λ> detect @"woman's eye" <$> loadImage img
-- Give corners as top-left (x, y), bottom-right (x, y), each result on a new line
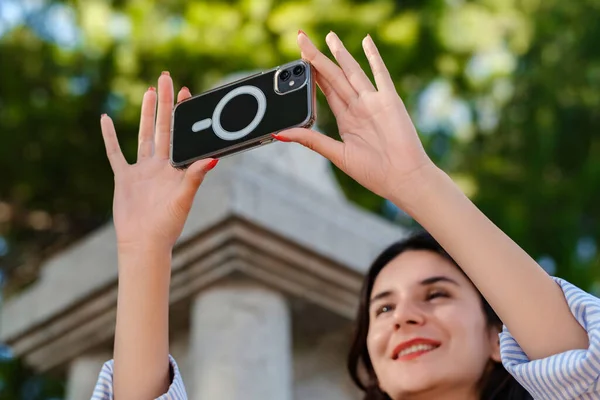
top-left (426, 290), bottom-right (449, 301)
top-left (375, 304), bottom-right (394, 316)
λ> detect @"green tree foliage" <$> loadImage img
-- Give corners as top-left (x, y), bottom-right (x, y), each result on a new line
top-left (0, 0), bottom-right (598, 397)
top-left (463, 0), bottom-right (600, 288)
top-left (0, 355), bottom-right (64, 400)
top-left (0, 0), bottom-right (532, 294)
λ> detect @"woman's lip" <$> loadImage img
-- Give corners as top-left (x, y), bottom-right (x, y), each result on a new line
top-left (391, 338), bottom-right (442, 360)
top-left (394, 346), bottom-right (439, 361)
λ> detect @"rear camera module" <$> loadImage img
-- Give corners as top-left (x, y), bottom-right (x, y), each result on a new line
top-left (280, 70), bottom-right (291, 81)
top-left (293, 65), bottom-right (305, 76)
top-left (275, 63), bottom-right (309, 95)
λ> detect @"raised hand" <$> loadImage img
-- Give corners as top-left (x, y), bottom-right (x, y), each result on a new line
top-left (275, 32), bottom-right (433, 206)
top-left (100, 74), bottom-right (219, 399)
top-left (100, 72), bottom-right (218, 252)
top-left (277, 33), bottom-right (592, 366)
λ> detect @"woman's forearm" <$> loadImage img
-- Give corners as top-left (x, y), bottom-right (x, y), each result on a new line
top-left (113, 245), bottom-right (172, 400)
top-left (394, 164), bottom-right (588, 360)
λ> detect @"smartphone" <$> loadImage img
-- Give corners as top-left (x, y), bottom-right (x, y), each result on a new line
top-left (170, 59), bottom-right (317, 168)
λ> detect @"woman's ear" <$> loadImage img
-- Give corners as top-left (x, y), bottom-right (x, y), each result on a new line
top-left (488, 325), bottom-right (502, 363)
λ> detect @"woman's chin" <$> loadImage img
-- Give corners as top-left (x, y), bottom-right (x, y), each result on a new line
top-left (380, 364), bottom-right (452, 399)
top-left (381, 376), bottom-right (439, 398)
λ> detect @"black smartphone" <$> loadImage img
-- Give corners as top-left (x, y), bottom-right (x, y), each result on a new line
top-left (170, 59), bottom-right (317, 168)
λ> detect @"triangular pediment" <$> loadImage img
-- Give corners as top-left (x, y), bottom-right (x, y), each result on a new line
top-left (5, 217), bottom-right (372, 372)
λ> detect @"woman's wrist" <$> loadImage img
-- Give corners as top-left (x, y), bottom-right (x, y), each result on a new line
top-left (118, 240), bottom-right (173, 258)
top-left (117, 241), bottom-right (173, 274)
top-left (388, 162), bottom-right (449, 216)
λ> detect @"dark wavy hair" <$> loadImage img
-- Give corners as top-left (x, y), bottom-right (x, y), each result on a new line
top-left (347, 230), bottom-right (532, 400)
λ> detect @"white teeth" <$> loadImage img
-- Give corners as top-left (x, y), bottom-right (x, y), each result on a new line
top-left (397, 344), bottom-right (437, 357)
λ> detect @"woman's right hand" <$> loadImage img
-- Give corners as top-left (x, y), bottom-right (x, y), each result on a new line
top-left (100, 72), bottom-right (218, 253)
top-left (101, 73), bottom-right (216, 400)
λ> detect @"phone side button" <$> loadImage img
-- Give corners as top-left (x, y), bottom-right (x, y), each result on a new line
top-left (260, 138), bottom-right (275, 145)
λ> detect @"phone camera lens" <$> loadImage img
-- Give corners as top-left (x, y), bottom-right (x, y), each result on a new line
top-left (280, 70), bottom-right (291, 81)
top-left (293, 65), bottom-right (305, 76)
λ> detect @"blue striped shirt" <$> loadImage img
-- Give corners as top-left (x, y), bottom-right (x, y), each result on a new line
top-left (500, 277), bottom-right (600, 399)
top-left (92, 277), bottom-right (600, 399)
top-left (91, 355), bottom-right (186, 400)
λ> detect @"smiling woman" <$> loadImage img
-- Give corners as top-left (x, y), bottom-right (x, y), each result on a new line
top-left (347, 231), bottom-right (529, 400)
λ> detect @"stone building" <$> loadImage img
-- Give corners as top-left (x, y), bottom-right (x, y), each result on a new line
top-left (0, 134), bottom-right (406, 399)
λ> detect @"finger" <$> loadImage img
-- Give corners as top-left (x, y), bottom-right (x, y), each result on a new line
top-left (177, 86), bottom-right (192, 103)
top-left (298, 31), bottom-right (358, 103)
top-left (100, 114), bottom-right (128, 172)
top-left (272, 129), bottom-right (346, 170)
top-left (155, 71), bottom-right (174, 159)
top-left (362, 34), bottom-right (395, 92)
top-left (301, 46), bottom-right (347, 117)
top-left (179, 159), bottom-right (218, 202)
top-left (325, 32), bottom-right (376, 95)
top-left (137, 87), bottom-right (157, 161)
top-left (315, 71), bottom-right (347, 118)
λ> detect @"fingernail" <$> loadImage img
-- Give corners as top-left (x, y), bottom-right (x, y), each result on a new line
top-left (206, 159), bottom-right (219, 171)
top-left (148, 86), bottom-right (155, 91)
top-left (271, 133), bottom-right (291, 142)
top-left (298, 29), bottom-right (306, 36)
top-left (182, 86), bottom-right (189, 92)
top-left (162, 71), bottom-right (170, 76)
top-left (326, 31), bottom-right (337, 43)
top-left (100, 113), bottom-right (107, 119)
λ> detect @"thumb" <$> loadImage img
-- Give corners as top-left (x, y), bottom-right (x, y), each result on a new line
top-left (179, 158), bottom-right (218, 201)
top-left (273, 128), bottom-right (345, 168)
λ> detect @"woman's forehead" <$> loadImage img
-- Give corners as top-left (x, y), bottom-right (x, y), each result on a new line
top-left (372, 250), bottom-right (467, 292)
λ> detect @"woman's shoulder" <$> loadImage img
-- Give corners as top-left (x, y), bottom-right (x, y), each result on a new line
top-left (500, 276), bottom-right (600, 399)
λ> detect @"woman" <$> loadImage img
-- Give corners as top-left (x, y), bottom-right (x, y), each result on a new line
top-left (93, 31), bottom-right (598, 399)
top-left (348, 230), bottom-right (528, 399)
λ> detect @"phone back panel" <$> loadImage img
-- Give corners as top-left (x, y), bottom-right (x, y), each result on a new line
top-left (171, 62), bottom-right (315, 167)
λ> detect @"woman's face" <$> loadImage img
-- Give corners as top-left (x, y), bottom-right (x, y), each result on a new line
top-left (366, 250), bottom-right (501, 399)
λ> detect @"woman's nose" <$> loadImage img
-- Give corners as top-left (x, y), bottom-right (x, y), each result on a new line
top-left (392, 302), bottom-right (426, 330)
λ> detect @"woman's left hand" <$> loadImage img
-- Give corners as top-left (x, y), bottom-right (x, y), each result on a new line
top-left (276, 32), bottom-right (434, 206)
top-left (279, 33), bottom-right (592, 364)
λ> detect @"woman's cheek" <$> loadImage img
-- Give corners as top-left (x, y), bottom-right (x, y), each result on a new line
top-left (434, 303), bottom-right (484, 338)
top-left (367, 322), bottom-right (392, 357)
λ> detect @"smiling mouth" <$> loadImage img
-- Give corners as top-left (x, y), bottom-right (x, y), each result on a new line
top-left (393, 344), bottom-right (440, 361)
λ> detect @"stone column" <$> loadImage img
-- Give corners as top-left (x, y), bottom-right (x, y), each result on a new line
top-left (66, 352), bottom-right (111, 400)
top-left (190, 282), bottom-right (292, 400)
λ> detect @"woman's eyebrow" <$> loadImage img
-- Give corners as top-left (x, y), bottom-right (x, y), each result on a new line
top-left (370, 276), bottom-right (460, 303)
top-left (420, 275), bottom-right (460, 286)
top-left (370, 290), bottom-right (393, 304)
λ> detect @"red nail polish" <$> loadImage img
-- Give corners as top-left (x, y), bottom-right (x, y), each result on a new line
top-left (272, 133), bottom-right (291, 142)
top-left (162, 71), bottom-right (170, 76)
top-left (206, 159), bottom-right (219, 171)
top-left (148, 86), bottom-right (155, 91)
